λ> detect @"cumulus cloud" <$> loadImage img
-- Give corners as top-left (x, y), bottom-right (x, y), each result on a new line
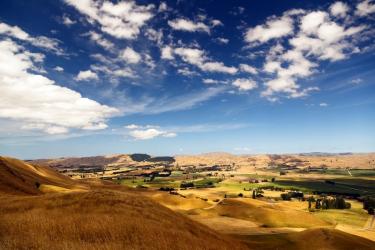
top-left (86, 31), bottom-right (114, 50)
top-left (75, 70), bottom-right (98, 81)
top-left (244, 6), bottom-right (369, 99)
top-left (245, 15), bottom-right (294, 43)
top-left (211, 19), bottom-right (223, 27)
top-left (330, 2), bottom-right (349, 18)
top-left (120, 47), bottom-right (141, 64)
top-left (64, 0), bottom-right (154, 39)
top-left (53, 66), bottom-right (64, 72)
top-left (62, 15), bottom-right (76, 26)
top-left (320, 102), bottom-right (328, 107)
top-left (168, 18), bottom-right (210, 33)
top-left (355, 0), bottom-right (375, 16)
top-left (158, 2), bottom-right (168, 12)
top-left (0, 39), bottom-right (118, 134)
top-left (160, 45), bottom-right (174, 59)
top-left (239, 64), bottom-right (257, 74)
top-left (216, 37), bottom-right (229, 44)
top-left (125, 124), bottom-right (177, 140)
top-left (0, 22), bottom-right (64, 55)
top-left (173, 47), bottom-right (237, 74)
top-left (232, 78), bottom-right (257, 91)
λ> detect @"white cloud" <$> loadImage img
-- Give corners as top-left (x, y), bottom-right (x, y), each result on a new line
top-left (255, 7), bottom-right (368, 99)
top-left (245, 15), bottom-right (294, 43)
top-left (351, 78), bottom-right (363, 84)
top-left (163, 132), bottom-right (177, 138)
top-left (203, 78), bottom-right (219, 84)
top-left (129, 128), bottom-right (163, 140)
top-left (216, 37), bottom-right (229, 44)
top-left (160, 45), bottom-right (174, 59)
top-left (62, 15), bottom-right (76, 26)
top-left (53, 66), bottom-right (64, 72)
top-left (211, 19), bottom-right (223, 27)
top-left (125, 124), bottom-right (139, 129)
top-left (158, 2), bottom-right (168, 12)
top-left (177, 67), bottom-right (199, 76)
top-left (0, 39), bottom-right (118, 134)
top-left (300, 11), bottom-right (328, 35)
top-left (173, 47), bottom-right (237, 74)
top-left (75, 70), bottom-right (98, 81)
top-left (90, 55), bottom-right (136, 79)
top-left (0, 22), bottom-right (63, 55)
top-left (239, 64), bottom-right (257, 74)
top-left (145, 28), bottom-right (163, 45)
top-left (128, 127), bottom-right (177, 140)
top-left (121, 47), bottom-right (141, 64)
top-left (201, 62), bottom-right (237, 74)
top-left (64, 0), bottom-right (154, 39)
top-left (168, 18), bottom-right (210, 33)
top-left (232, 78), bottom-right (257, 91)
top-left (330, 2), bottom-right (349, 18)
top-left (355, 0), bottom-right (375, 16)
top-left (174, 47), bottom-right (205, 65)
top-left (45, 126), bottom-right (70, 134)
top-left (320, 102), bottom-right (328, 107)
top-left (86, 31), bottom-right (114, 50)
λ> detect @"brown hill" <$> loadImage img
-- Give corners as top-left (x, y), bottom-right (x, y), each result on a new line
top-left (0, 156), bottom-right (247, 250)
top-left (0, 156), bottom-right (86, 195)
top-left (29, 154), bottom-right (135, 168)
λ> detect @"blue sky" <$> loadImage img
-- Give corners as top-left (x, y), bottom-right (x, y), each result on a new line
top-left (0, 0), bottom-right (374, 159)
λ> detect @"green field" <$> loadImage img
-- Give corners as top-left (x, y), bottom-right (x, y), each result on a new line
top-left (324, 169), bottom-right (375, 177)
top-left (273, 178), bottom-right (375, 197)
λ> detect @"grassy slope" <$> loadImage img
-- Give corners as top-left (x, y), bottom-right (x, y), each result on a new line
top-left (0, 156), bottom-right (247, 250)
top-left (0, 156), bottom-right (86, 195)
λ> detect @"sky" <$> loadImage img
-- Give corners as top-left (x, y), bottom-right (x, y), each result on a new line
top-left (0, 0), bottom-right (374, 159)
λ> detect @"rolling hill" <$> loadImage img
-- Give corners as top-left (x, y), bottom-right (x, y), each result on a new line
top-left (1, 156), bottom-right (374, 249)
top-left (0, 156), bottom-right (86, 195)
top-left (28, 152), bottom-right (375, 170)
top-left (0, 156), bottom-right (247, 250)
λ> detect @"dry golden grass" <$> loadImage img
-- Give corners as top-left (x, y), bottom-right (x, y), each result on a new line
top-left (198, 198), bottom-right (330, 228)
top-left (0, 156), bottom-right (86, 195)
top-left (0, 189), bottom-right (248, 250)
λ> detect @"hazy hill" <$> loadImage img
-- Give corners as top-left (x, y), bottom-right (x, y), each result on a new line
top-left (28, 152), bottom-right (375, 169)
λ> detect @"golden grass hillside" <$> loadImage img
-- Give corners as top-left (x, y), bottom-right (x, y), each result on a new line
top-left (0, 189), bottom-right (248, 250)
top-left (0, 156), bottom-right (247, 250)
top-left (0, 156), bottom-right (86, 195)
